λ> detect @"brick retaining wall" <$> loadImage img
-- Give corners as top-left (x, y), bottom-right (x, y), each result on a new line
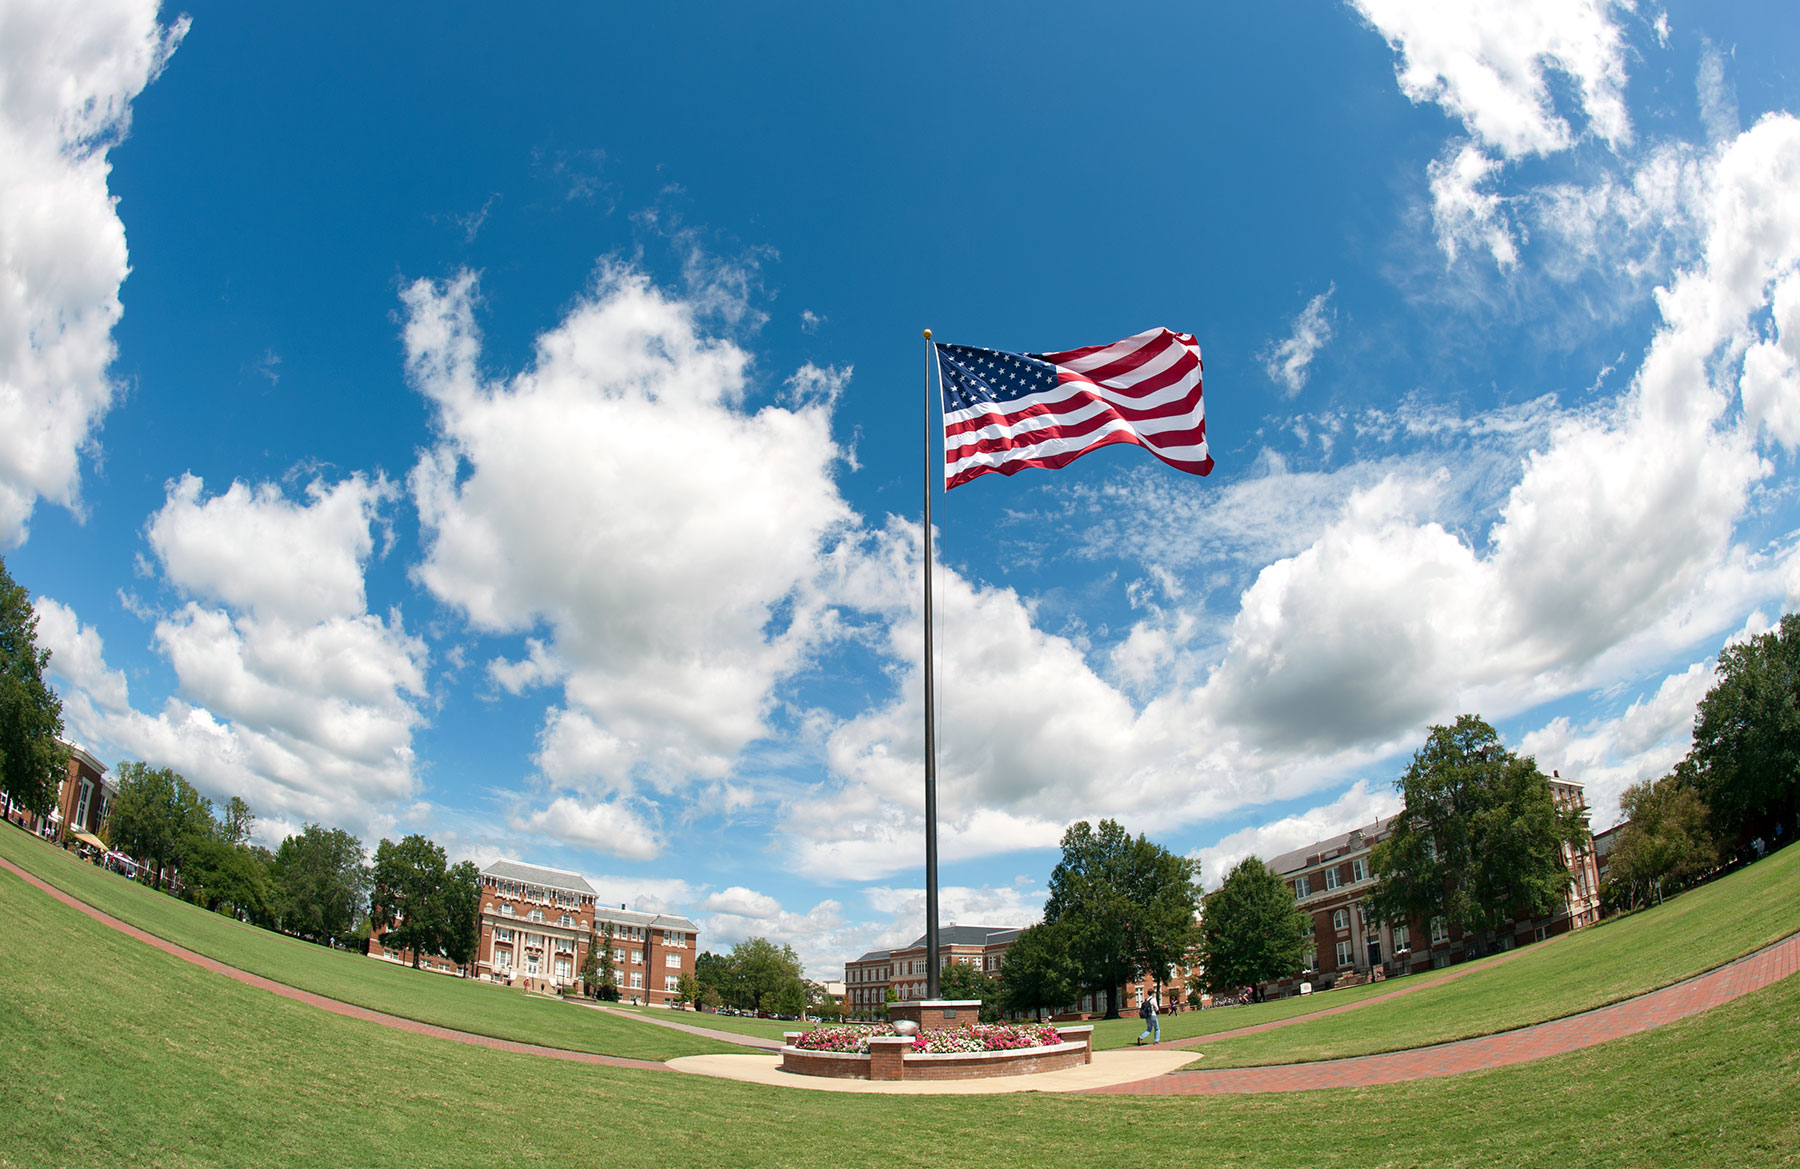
top-left (780, 1026), bottom-right (1094, 1082)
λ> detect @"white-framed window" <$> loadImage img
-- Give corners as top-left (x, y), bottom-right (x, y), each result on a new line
top-left (1294, 875), bottom-right (1311, 899)
top-left (1430, 916), bottom-right (1449, 944)
top-left (631, 950), bottom-right (642, 964)
top-left (495, 948), bottom-right (512, 971)
top-left (559, 914), bottom-right (573, 927)
top-left (1534, 924), bottom-right (1550, 942)
top-left (1332, 908), bottom-right (1349, 932)
top-left (666, 953), bottom-right (681, 969)
top-left (613, 948), bottom-right (626, 963)
top-left (665, 975), bottom-right (680, 992)
top-left (528, 909), bottom-right (544, 922)
top-left (495, 927), bottom-right (514, 943)
top-left (1325, 866), bottom-right (1341, 890)
top-left (630, 972), bottom-right (643, 989)
top-left (1432, 951), bottom-right (1450, 970)
top-left (1303, 948), bottom-right (1317, 970)
top-left (1392, 924), bottom-right (1409, 950)
top-left (1352, 858), bottom-right (1370, 883)
top-left (1335, 940), bottom-right (1354, 967)
top-left (555, 959), bottom-right (571, 980)
top-left (499, 904), bottom-right (514, 917)
top-left (76, 780), bottom-right (93, 828)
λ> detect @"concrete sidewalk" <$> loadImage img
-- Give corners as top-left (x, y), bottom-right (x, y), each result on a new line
top-left (667, 1048), bottom-right (1196, 1094)
top-left (583, 1003), bottom-right (783, 1051)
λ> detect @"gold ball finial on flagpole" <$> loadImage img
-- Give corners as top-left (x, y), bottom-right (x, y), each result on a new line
top-left (922, 328), bottom-right (932, 340)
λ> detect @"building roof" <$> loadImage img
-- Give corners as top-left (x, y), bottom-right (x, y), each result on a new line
top-left (898, 924), bottom-right (1020, 950)
top-left (481, 859), bottom-right (597, 897)
top-left (62, 742), bottom-right (108, 778)
top-left (851, 948), bottom-right (893, 964)
top-left (593, 903), bottom-right (699, 933)
top-left (1266, 815), bottom-right (1396, 877)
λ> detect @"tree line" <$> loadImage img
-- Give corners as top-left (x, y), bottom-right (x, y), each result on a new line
top-left (103, 761), bottom-right (481, 966)
top-left (1198, 633), bottom-right (1800, 994)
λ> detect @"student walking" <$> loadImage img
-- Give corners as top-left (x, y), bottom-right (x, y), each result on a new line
top-left (1136, 994), bottom-right (1160, 1045)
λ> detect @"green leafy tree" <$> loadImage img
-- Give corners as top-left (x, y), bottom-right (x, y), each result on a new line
top-left (694, 950), bottom-right (732, 1005)
top-left (803, 980), bottom-right (844, 1022)
top-left (723, 936), bottom-right (805, 1013)
top-left (936, 960), bottom-right (1001, 1022)
top-left (1605, 767), bottom-right (1719, 910)
top-left (1367, 715), bottom-right (1588, 946)
top-left (441, 860), bottom-right (482, 974)
top-left (1690, 614), bottom-right (1800, 844)
top-left (594, 922), bottom-right (619, 1000)
top-left (181, 833), bottom-right (277, 924)
top-left (1197, 855), bottom-right (1309, 992)
top-left (0, 556), bottom-right (67, 820)
top-left (221, 796), bottom-right (256, 847)
top-left (675, 970), bottom-right (700, 1007)
top-left (370, 834), bottom-right (452, 969)
top-left (1042, 819), bottom-right (1202, 1018)
top-left (104, 762), bottom-right (215, 891)
top-left (997, 921), bottom-right (1080, 1020)
top-left (273, 823), bottom-right (369, 944)
top-left (580, 932), bottom-right (601, 994)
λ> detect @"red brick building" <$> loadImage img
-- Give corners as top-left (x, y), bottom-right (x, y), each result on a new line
top-left (1259, 774), bottom-right (1601, 997)
top-left (844, 923), bottom-right (1199, 1020)
top-left (3, 743), bottom-right (113, 849)
top-left (468, 859), bottom-right (699, 1004)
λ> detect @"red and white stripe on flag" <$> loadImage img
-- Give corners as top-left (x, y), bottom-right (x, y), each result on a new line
top-left (940, 328), bottom-right (1211, 490)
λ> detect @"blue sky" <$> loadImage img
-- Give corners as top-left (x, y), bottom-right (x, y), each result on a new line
top-left (6, 0), bottom-right (1800, 977)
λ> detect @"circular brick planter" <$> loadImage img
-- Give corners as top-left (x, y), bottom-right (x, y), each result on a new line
top-left (780, 1026), bottom-right (1094, 1082)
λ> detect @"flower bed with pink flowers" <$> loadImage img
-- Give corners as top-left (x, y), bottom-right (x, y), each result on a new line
top-left (790, 1021), bottom-right (1065, 1054)
top-left (781, 1022), bottom-right (1093, 1081)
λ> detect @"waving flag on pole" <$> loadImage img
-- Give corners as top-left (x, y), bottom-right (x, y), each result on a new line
top-left (936, 328), bottom-right (1211, 489)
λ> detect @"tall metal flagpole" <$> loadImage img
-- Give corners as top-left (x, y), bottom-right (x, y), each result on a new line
top-left (922, 327), bottom-right (941, 1001)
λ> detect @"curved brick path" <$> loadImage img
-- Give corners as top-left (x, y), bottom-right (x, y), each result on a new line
top-left (0, 855), bottom-right (672, 1073)
top-left (9, 852), bottom-right (1797, 1094)
top-left (1089, 930), bottom-right (1800, 1095)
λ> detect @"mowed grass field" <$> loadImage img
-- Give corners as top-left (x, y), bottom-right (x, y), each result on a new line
top-left (1153, 842), bottom-right (1800, 1065)
top-left (3, 857), bottom-right (1798, 1169)
top-left (621, 846), bottom-right (1800, 1057)
top-left (0, 828), bottom-right (740, 1061)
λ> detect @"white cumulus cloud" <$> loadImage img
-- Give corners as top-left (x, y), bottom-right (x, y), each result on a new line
top-left (37, 473), bottom-right (429, 835)
top-left (403, 263), bottom-right (856, 855)
top-left (0, 0), bottom-right (186, 545)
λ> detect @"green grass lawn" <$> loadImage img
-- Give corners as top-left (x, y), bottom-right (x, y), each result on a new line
top-left (1085, 975), bottom-right (1432, 1050)
top-left (0, 826), bottom-right (741, 1061)
top-left (1185, 842), bottom-right (1800, 1069)
top-left (2, 861), bottom-right (1796, 1169)
top-left (604, 1002), bottom-right (801, 1041)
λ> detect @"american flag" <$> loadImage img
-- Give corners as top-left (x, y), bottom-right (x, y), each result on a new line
top-left (937, 328), bottom-right (1211, 490)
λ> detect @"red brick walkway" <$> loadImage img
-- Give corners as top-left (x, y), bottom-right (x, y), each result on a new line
top-left (1, 855), bottom-right (671, 1073)
top-left (1088, 929), bottom-right (1800, 1095)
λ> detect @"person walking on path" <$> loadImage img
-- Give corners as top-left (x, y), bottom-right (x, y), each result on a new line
top-left (1136, 994), bottom-right (1161, 1045)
